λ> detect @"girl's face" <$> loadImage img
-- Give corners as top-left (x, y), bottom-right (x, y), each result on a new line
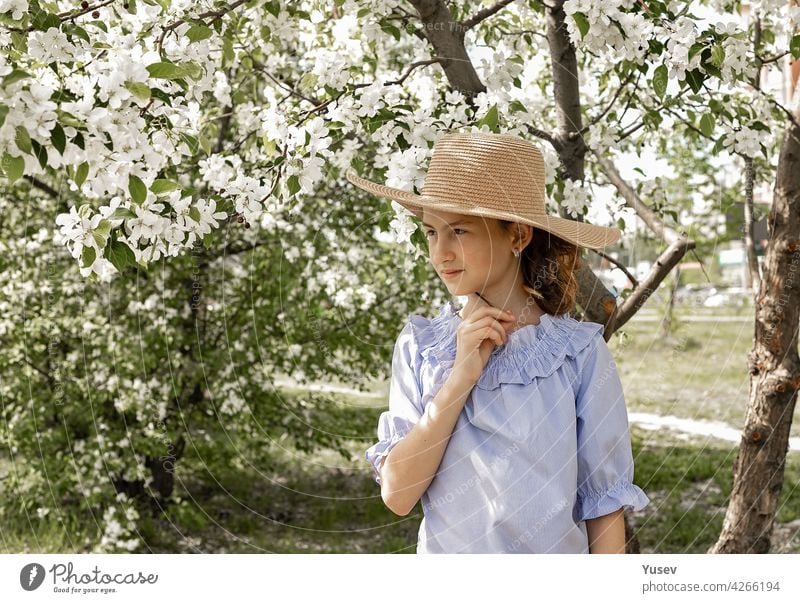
top-left (422, 209), bottom-right (525, 297)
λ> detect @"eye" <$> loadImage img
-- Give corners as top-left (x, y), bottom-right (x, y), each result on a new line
top-left (424, 228), bottom-right (467, 237)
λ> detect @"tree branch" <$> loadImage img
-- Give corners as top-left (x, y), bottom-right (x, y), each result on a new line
top-left (614, 235), bottom-right (696, 328)
top-left (462, 0), bottom-right (517, 31)
top-left (406, 0), bottom-right (486, 100)
top-left (157, 0), bottom-right (250, 58)
top-left (593, 248), bottom-right (639, 288)
top-left (593, 153), bottom-right (681, 245)
top-left (385, 57), bottom-right (446, 86)
top-left (526, 124), bottom-right (560, 150)
top-left (582, 70), bottom-right (637, 133)
top-left (23, 175), bottom-right (60, 198)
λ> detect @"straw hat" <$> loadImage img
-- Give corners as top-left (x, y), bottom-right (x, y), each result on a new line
top-left (346, 131), bottom-right (621, 250)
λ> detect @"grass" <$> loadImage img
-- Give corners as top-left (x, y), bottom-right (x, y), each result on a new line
top-left (6, 428), bottom-right (799, 554)
top-left (3, 305), bottom-right (800, 553)
top-left (613, 304), bottom-right (800, 439)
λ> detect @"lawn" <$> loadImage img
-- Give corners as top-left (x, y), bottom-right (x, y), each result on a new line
top-left (3, 304), bottom-right (800, 553)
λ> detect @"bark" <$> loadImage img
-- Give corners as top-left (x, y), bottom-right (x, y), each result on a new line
top-left (406, 0), bottom-right (485, 99)
top-left (545, 1), bottom-right (586, 181)
top-left (743, 156), bottom-right (761, 292)
top-left (709, 108), bottom-right (800, 553)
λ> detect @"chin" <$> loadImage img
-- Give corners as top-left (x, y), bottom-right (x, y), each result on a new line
top-left (446, 283), bottom-right (469, 295)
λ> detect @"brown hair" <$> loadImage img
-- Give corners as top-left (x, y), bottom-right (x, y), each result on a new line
top-left (498, 221), bottom-right (582, 316)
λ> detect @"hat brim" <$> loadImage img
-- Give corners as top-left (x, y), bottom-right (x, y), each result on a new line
top-left (346, 170), bottom-right (622, 250)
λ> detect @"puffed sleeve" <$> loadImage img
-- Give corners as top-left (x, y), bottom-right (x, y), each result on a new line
top-left (574, 332), bottom-right (650, 522)
top-left (364, 321), bottom-right (425, 486)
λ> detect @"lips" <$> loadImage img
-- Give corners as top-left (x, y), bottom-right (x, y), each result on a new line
top-left (441, 270), bottom-right (463, 278)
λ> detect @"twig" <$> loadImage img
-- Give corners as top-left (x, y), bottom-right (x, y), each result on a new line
top-left (593, 249), bottom-right (639, 288)
top-left (462, 0), bottom-right (516, 31)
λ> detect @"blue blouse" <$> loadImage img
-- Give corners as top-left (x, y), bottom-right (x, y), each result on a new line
top-left (365, 300), bottom-right (650, 553)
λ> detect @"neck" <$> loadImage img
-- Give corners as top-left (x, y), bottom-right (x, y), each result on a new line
top-left (460, 284), bottom-right (545, 328)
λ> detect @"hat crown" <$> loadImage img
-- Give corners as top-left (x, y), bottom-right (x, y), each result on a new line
top-left (344, 129), bottom-right (622, 250)
top-left (421, 132), bottom-right (547, 216)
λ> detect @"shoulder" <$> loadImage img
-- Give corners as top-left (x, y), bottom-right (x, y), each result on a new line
top-left (392, 300), bottom-right (456, 368)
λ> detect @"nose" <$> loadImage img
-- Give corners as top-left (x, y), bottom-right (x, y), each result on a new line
top-left (430, 235), bottom-right (456, 267)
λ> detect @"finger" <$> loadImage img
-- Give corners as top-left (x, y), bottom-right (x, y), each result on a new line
top-left (467, 317), bottom-right (508, 344)
top-left (476, 310), bottom-right (515, 334)
top-left (481, 326), bottom-right (504, 346)
top-left (471, 305), bottom-right (515, 321)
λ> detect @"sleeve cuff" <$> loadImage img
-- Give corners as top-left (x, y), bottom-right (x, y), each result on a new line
top-left (576, 479), bottom-right (650, 522)
top-left (365, 432), bottom-right (405, 486)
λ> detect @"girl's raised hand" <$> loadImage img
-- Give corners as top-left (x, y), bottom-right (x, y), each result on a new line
top-left (452, 294), bottom-right (515, 386)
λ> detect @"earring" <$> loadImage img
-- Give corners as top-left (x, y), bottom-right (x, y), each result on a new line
top-left (512, 249), bottom-right (520, 258)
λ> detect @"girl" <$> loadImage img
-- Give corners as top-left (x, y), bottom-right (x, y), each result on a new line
top-left (347, 131), bottom-right (650, 553)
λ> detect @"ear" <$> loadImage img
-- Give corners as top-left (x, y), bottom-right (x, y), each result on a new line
top-left (513, 223), bottom-right (533, 250)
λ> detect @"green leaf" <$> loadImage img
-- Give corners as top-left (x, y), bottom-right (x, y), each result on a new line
top-left (476, 104), bottom-right (499, 132)
top-left (2, 152), bottom-right (24, 183)
top-left (124, 81), bottom-right (151, 102)
top-left (508, 100), bottom-right (527, 114)
top-left (287, 174), bottom-right (301, 196)
top-left (652, 64), bottom-right (668, 100)
top-left (51, 123), bottom-right (66, 154)
top-left (10, 32), bottom-right (27, 52)
top-left (94, 218), bottom-right (112, 237)
top-left (30, 139), bottom-right (47, 169)
top-left (92, 231), bottom-right (108, 250)
top-left (380, 21), bottom-right (401, 41)
top-left (151, 179), bottom-right (178, 194)
top-left (15, 125), bottom-right (31, 154)
top-left (128, 174), bottom-right (147, 204)
top-left (182, 60), bottom-right (203, 80)
top-left (710, 43), bottom-right (725, 68)
top-left (791, 35), bottom-right (800, 61)
top-left (31, 11), bottom-right (60, 32)
top-left (683, 69), bottom-right (705, 93)
top-left (75, 161), bottom-right (89, 187)
top-left (109, 207), bottom-right (137, 220)
top-left (572, 12), bottom-right (590, 39)
top-left (107, 240), bottom-right (136, 272)
top-left (81, 245), bottom-right (96, 269)
top-left (265, 0), bottom-right (281, 17)
top-left (57, 110), bottom-right (83, 128)
top-left (0, 103), bottom-right (9, 129)
top-left (188, 205), bottom-right (202, 222)
top-left (179, 132), bottom-right (199, 154)
top-left (146, 62), bottom-right (186, 80)
top-left (699, 112), bottom-right (715, 137)
top-left (62, 23), bottom-right (90, 44)
top-left (3, 68), bottom-right (31, 87)
top-left (199, 131), bottom-right (212, 155)
top-left (222, 36), bottom-right (235, 65)
top-left (186, 24), bottom-right (213, 42)
top-left (688, 42), bottom-right (705, 61)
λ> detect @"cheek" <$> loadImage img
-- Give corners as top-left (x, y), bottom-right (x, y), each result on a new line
top-left (461, 244), bottom-right (493, 271)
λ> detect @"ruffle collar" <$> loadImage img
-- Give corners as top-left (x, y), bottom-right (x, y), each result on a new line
top-left (407, 301), bottom-right (604, 391)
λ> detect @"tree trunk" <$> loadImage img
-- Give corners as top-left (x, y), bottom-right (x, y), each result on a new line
top-left (709, 109), bottom-right (800, 553)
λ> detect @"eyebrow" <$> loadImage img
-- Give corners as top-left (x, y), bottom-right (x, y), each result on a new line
top-left (421, 219), bottom-right (473, 228)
